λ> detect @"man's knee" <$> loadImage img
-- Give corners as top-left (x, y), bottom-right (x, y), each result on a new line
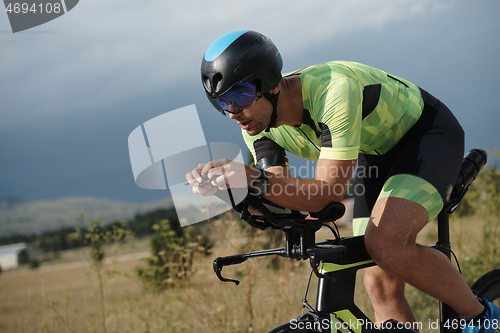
top-left (364, 226), bottom-right (403, 268)
top-left (364, 197), bottom-right (427, 268)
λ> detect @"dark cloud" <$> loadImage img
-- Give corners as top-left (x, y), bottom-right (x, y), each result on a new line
top-left (0, 0), bottom-right (498, 204)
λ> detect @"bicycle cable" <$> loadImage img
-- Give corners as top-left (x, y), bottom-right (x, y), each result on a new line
top-left (433, 245), bottom-right (463, 275)
top-left (450, 249), bottom-right (463, 275)
top-left (323, 222), bottom-right (341, 240)
top-left (302, 268), bottom-right (315, 312)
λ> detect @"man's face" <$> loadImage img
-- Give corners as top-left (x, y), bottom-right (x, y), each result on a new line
top-left (228, 96), bottom-right (272, 136)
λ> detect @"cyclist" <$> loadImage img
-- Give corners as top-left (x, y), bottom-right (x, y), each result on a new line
top-left (186, 30), bottom-right (500, 332)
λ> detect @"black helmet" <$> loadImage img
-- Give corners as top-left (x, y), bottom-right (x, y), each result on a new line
top-left (201, 30), bottom-right (283, 115)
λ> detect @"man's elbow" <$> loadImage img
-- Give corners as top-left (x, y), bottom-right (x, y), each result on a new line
top-left (307, 184), bottom-right (345, 213)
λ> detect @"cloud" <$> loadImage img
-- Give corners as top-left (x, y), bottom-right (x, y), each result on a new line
top-left (1, 0), bottom-right (498, 203)
top-left (0, 0), bottom-right (457, 128)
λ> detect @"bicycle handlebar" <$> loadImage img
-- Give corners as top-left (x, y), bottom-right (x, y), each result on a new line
top-left (307, 244), bottom-right (348, 262)
top-left (211, 179), bottom-right (348, 284)
top-left (213, 247), bottom-right (288, 285)
top-left (215, 253), bottom-right (250, 267)
top-left (446, 148), bottom-right (487, 213)
top-left (239, 193), bottom-right (346, 229)
top-left (213, 243), bottom-right (347, 285)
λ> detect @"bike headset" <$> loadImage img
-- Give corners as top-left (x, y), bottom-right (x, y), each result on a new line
top-left (201, 30), bottom-right (283, 132)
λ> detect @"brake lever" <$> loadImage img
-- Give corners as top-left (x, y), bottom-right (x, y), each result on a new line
top-left (214, 265), bottom-right (240, 285)
top-left (213, 254), bottom-right (249, 285)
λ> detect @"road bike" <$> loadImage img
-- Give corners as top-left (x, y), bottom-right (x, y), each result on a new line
top-left (212, 149), bottom-right (500, 332)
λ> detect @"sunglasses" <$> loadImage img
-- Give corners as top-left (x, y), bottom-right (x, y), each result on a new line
top-left (210, 81), bottom-right (258, 115)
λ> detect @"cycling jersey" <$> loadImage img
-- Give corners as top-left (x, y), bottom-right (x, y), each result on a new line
top-left (243, 61), bottom-right (425, 162)
top-left (240, 61), bottom-right (464, 228)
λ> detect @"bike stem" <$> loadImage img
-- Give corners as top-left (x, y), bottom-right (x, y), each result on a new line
top-left (436, 210), bottom-right (451, 259)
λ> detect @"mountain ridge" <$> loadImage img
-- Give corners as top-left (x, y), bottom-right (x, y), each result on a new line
top-left (0, 196), bottom-right (174, 237)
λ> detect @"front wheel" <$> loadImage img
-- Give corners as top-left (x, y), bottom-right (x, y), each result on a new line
top-left (471, 268), bottom-right (500, 307)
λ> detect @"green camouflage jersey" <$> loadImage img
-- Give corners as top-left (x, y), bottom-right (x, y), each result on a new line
top-left (243, 61), bottom-right (425, 162)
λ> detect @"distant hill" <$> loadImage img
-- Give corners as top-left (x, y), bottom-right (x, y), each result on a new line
top-left (0, 197), bottom-right (174, 236)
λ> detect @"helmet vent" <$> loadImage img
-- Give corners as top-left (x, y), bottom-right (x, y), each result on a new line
top-left (203, 76), bottom-right (211, 92)
top-left (212, 73), bottom-right (223, 93)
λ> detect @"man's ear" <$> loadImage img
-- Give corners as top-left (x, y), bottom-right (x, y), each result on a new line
top-left (269, 81), bottom-right (281, 95)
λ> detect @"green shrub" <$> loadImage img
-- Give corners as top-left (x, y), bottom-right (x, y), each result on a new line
top-left (29, 259), bottom-right (39, 269)
top-left (136, 219), bottom-right (212, 293)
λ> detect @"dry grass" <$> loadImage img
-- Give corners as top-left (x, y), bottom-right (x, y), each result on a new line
top-left (0, 213), bottom-right (496, 333)
top-left (0, 258), bottom-right (142, 332)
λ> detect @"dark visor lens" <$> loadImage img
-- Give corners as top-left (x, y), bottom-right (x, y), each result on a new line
top-left (217, 81), bottom-right (257, 114)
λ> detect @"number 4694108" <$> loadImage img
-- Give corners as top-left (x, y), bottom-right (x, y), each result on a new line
top-left (5, 2), bottom-right (62, 14)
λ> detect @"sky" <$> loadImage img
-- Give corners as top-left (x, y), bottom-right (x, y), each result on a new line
top-left (0, 0), bottom-right (499, 204)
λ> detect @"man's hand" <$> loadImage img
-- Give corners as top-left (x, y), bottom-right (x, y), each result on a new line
top-left (185, 159), bottom-right (252, 196)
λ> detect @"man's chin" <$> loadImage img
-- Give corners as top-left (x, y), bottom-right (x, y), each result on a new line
top-left (241, 121), bottom-right (268, 136)
top-left (245, 128), bottom-right (264, 136)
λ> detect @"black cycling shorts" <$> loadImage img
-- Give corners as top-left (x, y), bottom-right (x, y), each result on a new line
top-left (352, 88), bottom-right (464, 236)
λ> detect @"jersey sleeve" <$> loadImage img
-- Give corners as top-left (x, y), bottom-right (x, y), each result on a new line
top-left (242, 131), bottom-right (288, 168)
top-left (316, 78), bottom-right (363, 161)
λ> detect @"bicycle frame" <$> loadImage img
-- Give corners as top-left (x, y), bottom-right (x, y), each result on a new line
top-left (433, 209), bottom-right (459, 333)
top-left (314, 236), bottom-right (375, 333)
top-left (311, 210), bottom-right (459, 333)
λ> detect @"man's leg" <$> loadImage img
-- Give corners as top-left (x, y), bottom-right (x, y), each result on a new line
top-left (364, 196), bottom-right (484, 319)
top-left (351, 153), bottom-right (414, 324)
top-left (364, 266), bottom-right (416, 324)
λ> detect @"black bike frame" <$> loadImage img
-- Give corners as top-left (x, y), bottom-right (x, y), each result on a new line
top-left (312, 209), bottom-right (463, 333)
top-left (309, 210), bottom-right (461, 333)
top-left (435, 209), bottom-right (461, 333)
top-left (314, 236), bottom-right (377, 333)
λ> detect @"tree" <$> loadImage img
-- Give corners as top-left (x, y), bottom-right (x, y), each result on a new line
top-left (136, 219), bottom-right (212, 293)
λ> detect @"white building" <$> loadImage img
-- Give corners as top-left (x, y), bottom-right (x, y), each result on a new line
top-left (0, 242), bottom-right (37, 271)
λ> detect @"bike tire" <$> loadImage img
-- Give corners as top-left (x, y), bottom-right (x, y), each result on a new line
top-left (471, 268), bottom-right (500, 307)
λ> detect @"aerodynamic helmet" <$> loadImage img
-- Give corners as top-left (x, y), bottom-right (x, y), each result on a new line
top-left (201, 30), bottom-right (283, 115)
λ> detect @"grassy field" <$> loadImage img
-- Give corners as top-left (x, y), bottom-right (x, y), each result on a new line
top-left (0, 212), bottom-right (497, 333)
top-left (0, 236), bottom-right (152, 333)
